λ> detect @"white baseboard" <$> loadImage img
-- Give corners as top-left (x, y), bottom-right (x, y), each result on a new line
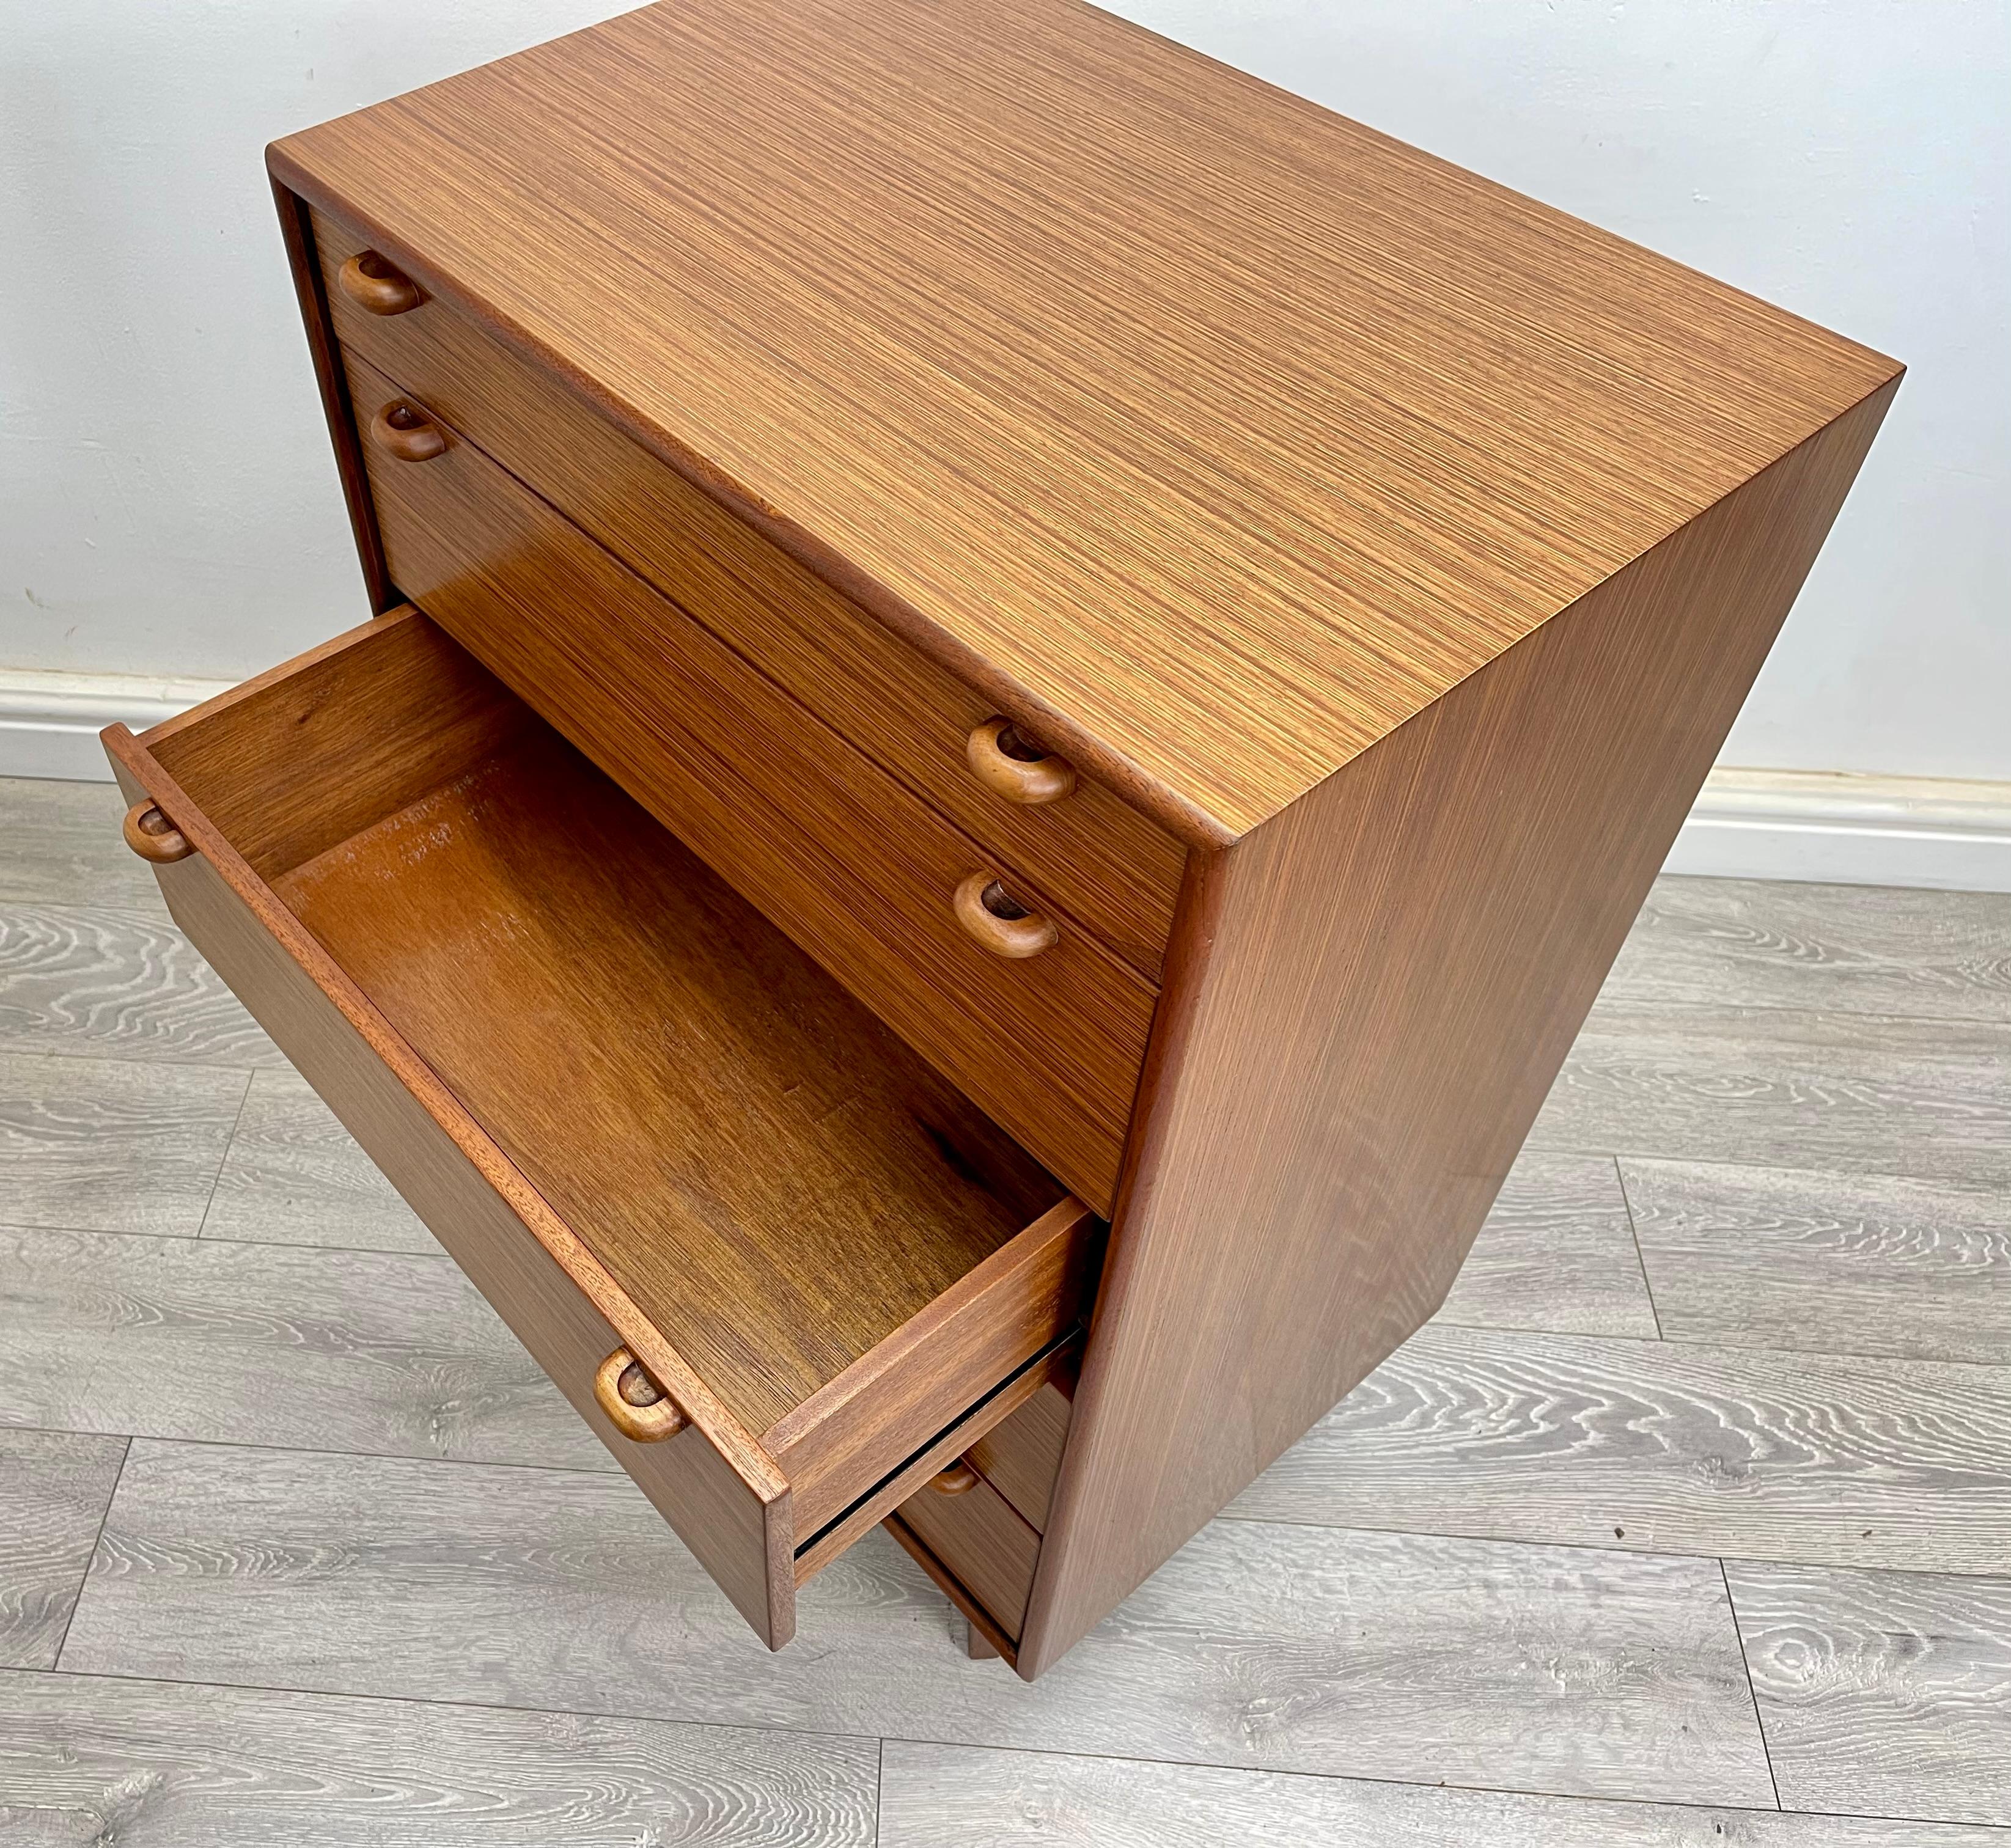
top-left (4, 668), bottom-right (2008, 893)
top-left (1667, 767), bottom-right (2011, 893)
top-left (0, 667), bottom-right (235, 782)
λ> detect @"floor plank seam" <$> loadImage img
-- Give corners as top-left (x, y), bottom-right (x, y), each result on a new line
top-left (1719, 1555), bottom-right (1785, 1812)
top-left (46, 1434), bottom-right (128, 1674)
top-left (1610, 1155), bottom-right (1666, 1339)
top-left (866, 1733), bottom-right (1952, 1827)
top-left (1644, 1336), bottom-right (2011, 1371)
top-left (0, 1044), bottom-right (265, 1081)
top-left (0, 1421), bottom-right (629, 1482)
top-left (1597, 991), bottom-right (2011, 1033)
top-left (1526, 1137), bottom-right (2007, 1190)
top-left (1418, 1318), bottom-right (2011, 1373)
top-left (0, 1214), bottom-right (450, 1266)
top-left (1416, 1311), bottom-right (2011, 1367)
top-left (191, 1068), bottom-right (259, 1241)
top-left (6, 1660), bottom-right (903, 1751)
top-left (1208, 1508), bottom-right (2011, 1583)
top-left (0, 897), bottom-right (186, 919)
top-left (0, 901), bottom-right (169, 922)
top-left (1427, 1313), bottom-right (1666, 1343)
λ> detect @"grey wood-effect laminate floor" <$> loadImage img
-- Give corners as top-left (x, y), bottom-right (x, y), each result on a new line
top-left (1, 773), bottom-right (2007, 1843)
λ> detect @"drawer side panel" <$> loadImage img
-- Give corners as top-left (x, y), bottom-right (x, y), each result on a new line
top-left (769, 1200), bottom-right (1096, 1533)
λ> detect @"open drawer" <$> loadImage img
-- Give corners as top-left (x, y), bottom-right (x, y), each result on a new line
top-left (101, 608), bottom-right (1098, 1648)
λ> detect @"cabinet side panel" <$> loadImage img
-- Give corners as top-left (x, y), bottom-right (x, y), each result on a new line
top-left (1018, 378), bottom-right (1898, 1676)
top-left (269, 175), bottom-right (394, 610)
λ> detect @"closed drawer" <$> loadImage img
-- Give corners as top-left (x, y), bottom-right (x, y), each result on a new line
top-left (893, 1464), bottom-right (1042, 1643)
top-left (312, 208), bottom-right (1185, 982)
top-left (967, 1380), bottom-right (1075, 1531)
top-left (103, 609), bottom-right (1098, 1651)
top-left (342, 348), bottom-right (1153, 1212)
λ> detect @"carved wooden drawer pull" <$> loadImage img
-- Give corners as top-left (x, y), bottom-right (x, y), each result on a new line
top-left (965, 717), bottom-right (1077, 805)
top-left (593, 1346), bottom-right (688, 1442)
top-left (369, 401), bottom-right (449, 463)
top-left (122, 802), bottom-right (193, 864)
top-left (953, 872), bottom-right (1057, 959)
top-left (930, 1458), bottom-right (981, 1494)
top-left (337, 249), bottom-right (422, 316)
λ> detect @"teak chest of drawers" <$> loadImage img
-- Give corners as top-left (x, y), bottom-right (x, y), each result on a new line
top-left (105, 0), bottom-right (1899, 1676)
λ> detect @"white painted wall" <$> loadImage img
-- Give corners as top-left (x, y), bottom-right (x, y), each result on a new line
top-left (1115, 0), bottom-right (2010, 786)
top-left (4, 0), bottom-right (2005, 785)
top-left (2, 0), bottom-right (629, 683)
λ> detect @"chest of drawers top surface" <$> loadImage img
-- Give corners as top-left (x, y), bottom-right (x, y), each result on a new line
top-left (268, 0), bottom-right (1899, 844)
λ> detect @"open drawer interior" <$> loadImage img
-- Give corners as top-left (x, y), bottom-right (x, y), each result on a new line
top-left (104, 608), bottom-right (1096, 1647)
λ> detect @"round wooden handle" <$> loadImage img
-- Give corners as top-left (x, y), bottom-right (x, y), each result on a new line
top-left (592, 1346), bottom-right (688, 1443)
top-left (337, 250), bottom-right (422, 316)
top-left (122, 801), bottom-right (193, 865)
top-left (953, 872), bottom-right (1057, 959)
top-left (930, 1458), bottom-right (980, 1494)
top-left (965, 718), bottom-right (1077, 805)
top-left (369, 401), bottom-right (448, 463)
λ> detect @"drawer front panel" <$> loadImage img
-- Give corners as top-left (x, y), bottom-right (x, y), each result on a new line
top-left (895, 1472), bottom-right (1042, 1642)
top-left (346, 355), bottom-right (1150, 1210)
top-left (104, 758), bottom-right (790, 1644)
top-left (313, 209), bottom-right (1184, 981)
top-left (966, 1381), bottom-right (1073, 1531)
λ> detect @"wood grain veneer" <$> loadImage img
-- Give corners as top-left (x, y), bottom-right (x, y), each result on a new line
top-left (340, 350), bottom-right (1153, 1211)
top-left (1017, 376), bottom-right (1900, 1675)
top-left (267, 0), bottom-right (1900, 842)
top-left (105, 611), bottom-right (1103, 1647)
top-left (310, 205), bottom-right (1183, 981)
